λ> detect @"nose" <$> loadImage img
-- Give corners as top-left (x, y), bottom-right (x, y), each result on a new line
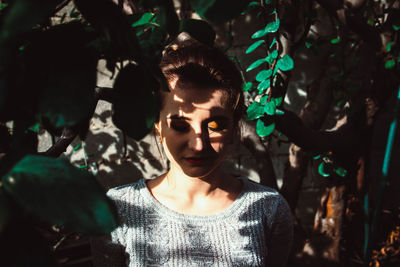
top-left (188, 129), bottom-right (205, 152)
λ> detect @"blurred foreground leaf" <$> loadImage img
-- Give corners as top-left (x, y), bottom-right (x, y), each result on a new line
top-left (189, 0), bottom-right (249, 24)
top-left (0, 219), bottom-right (55, 267)
top-left (112, 64), bottom-right (158, 140)
top-left (0, 190), bottom-right (10, 233)
top-left (3, 155), bottom-right (117, 234)
top-left (179, 19), bottom-right (216, 46)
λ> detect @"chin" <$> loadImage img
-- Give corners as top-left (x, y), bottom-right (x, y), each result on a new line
top-left (180, 165), bottom-right (220, 179)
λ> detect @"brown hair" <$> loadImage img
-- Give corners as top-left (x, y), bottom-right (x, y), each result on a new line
top-left (159, 39), bottom-right (245, 125)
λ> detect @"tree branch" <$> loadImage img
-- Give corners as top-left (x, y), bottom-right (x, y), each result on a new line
top-left (316, 0), bottom-right (382, 50)
top-left (40, 127), bottom-right (78, 158)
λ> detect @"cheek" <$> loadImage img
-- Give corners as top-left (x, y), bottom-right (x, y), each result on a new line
top-left (209, 132), bottom-right (233, 153)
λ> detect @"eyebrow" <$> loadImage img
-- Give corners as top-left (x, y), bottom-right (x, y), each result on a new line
top-left (168, 114), bottom-right (231, 122)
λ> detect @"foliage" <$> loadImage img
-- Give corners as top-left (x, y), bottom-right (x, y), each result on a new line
top-left (0, 0), bottom-right (252, 265)
top-left (243, 2), bottom-right (292, 137)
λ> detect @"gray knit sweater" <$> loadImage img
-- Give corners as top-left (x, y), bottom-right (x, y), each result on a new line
top-left (91, 178), bottom-right (293, 267)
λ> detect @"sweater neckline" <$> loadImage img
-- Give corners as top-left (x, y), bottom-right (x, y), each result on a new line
top-left (138, 177), bottom-right (250, 223)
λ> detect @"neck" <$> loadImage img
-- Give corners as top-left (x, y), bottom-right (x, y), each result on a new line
top-left (162, 166), bottom-right (228, 199)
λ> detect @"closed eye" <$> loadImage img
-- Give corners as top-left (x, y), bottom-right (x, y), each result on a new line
top-left (170, 119), bottom-right (190, 132)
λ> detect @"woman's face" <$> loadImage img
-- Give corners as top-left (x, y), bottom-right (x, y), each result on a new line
top-left (156, 82), bottom-right (235, 178)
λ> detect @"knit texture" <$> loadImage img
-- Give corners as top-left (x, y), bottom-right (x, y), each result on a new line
top-left (91, 177), bottom-right (293, 267)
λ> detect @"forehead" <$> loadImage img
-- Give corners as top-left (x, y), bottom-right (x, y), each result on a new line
top-left (160, 84), bottom-right (232, 117)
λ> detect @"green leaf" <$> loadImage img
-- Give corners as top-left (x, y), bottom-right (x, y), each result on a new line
top-left (257, 79), bottom-right (271, 94)
top-left (246, 102), bottom-right (264, 120)
top-left (335, 167), bottom-right (347, 177)
top-left (305, 41), bottom-right (312, 49)
top-left (0, 190), bottom-right (10, 233)
top-left (265, 19), bottom-right (280, 33)
top-left (266, 50), bottom-right (278, 64)
top-left (386, 41), bottom-right (395, 52)
top-left (132, 12), bottom-right (155, 27)
top-left (260, 94), bottom-right (269, 104)
top-left (3, 155), bottom-right (118, 234)
top-left (256, 119), bottom-right (275, 137)
top-left (276, 54), bottom-right (294, 71)
top-left (318, 161), bottom-right (333, 177)
top-left (255, 69), bottom-right (272, 82)
top-left (251, 29), bottom-right (267, 39)
top-left (112, 64), bottom-right (158, 140)
top-left (385, 59), bottom-right (396, 69)
top-left (179, 19), bottom-right (216, 46)
top-left (243, 82), bottom-right (253, 92)
top-left (265, 0), bottom-right (271, 4)
top-left (251, 19), bottom-right (280, 39)
top-left (272, 97), bottom-right (283, 106)
top-left (246, 40), bottom-right (265, 54)
top-left (189, 0), bottom-right (249, 24)
top-left (330, 38), bottom-right (340, 44)
top-left (393, 24), bottom-right (400, 31)
top-left (264, 101), bottom-right (276, 115)
top-left (269, 37), bottom-right (277, 49)
top-left (246, 58), bottom-right (266, 72)
top-left (28, 123), bottom-right (40, 133)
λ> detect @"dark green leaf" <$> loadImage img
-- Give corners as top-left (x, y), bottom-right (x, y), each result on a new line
top-left (179, 19), bottom-right (216, 46)
top-left (0, 0), bottom-right (62, 42)
top-left (243, 82), bottom-right (253, 92)
top-left (335, 167), bottom-right (347, 177)
top-left (131, 12), bottom-right (155, 28)
top-left (157, 0), bottom-right (179, 36)
top-left (276, 54), bottom-right (294, 71)
top-left (265, 0), bottom-right (271, 4)
top-left (393, 24), bottom-right (400, 31)
top-left (256, 69), bottom-right (272, 82)
top-left (3, 155), bottom-right (117, 234)
top-left (330, 38), bottom-right (340, 44)
top-left (264, 101), bottom-right (276, 115)
top-left (0, 190), bottom-right (10, 233)
top-left (190, 0), bottom-right (249, 24)
top-left (385, 59), bottom-right (396, 69)
top-left (20, 22), bottom-right (99, 128)
top-left (246, 58), bottom-right (266, 72)
top-left (265, 19), bottom-right (280, 33)
top-left (257, 78), bottom-right (270, 94)
top-left (246, 102), bottom-right (264, 120)
top-left (386, 41), bottom-right (394, 52)
top-left (246, 40), bottom-right (265, 54)
top-left (256, 119), bottom-right (275, 137)
top-left (112, 64), bottom-right (158, 140)
top-left (74, 0), bottom-right (142, 60)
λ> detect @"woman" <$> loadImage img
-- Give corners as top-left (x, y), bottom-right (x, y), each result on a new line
top-left (92, 38), bottom-right (293, 267)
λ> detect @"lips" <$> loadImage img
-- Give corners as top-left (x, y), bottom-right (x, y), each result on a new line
top-left (184, 157), bottom-right (206, 165)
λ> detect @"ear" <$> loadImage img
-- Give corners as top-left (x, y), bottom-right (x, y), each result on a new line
top-left (154, 121), bottom-right (161, 136)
